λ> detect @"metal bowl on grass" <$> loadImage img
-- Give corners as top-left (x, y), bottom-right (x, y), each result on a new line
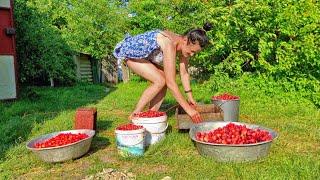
top-left (26, 129), bottom-right (95, 163)
top-left (189, 121), bottom-right (278, 162)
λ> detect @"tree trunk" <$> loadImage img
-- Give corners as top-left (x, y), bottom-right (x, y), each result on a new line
top-left (101, 55), bottom-right (118, 84)
top-left (121, 62), bottom-right (130, 83)
top-left (50, 77), bottom-right (54, 87)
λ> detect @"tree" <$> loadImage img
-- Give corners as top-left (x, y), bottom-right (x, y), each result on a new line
top-left (15, 0), bottom-right (75, 85)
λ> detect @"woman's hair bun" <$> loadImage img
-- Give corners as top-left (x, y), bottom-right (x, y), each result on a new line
top-left (203, 22), bottom-right (213, 32)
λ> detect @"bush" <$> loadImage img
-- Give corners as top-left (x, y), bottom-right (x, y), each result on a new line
top-left (126, 0), bottom-right (319, 106)
top-left (13, 0), bottom-right (319, 106)
top-left (14, 0), bottom-right (128, 85)
top-left (14, 0), bottom-right (76, 85)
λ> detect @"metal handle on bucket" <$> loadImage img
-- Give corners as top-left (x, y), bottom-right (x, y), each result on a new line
top-left (213, 99), bottom-right (238, 112)
top-left (214, 100), bottom-right (227, 109)
top-left (212, 100), bottom-right (227, 116)
top-left (213, 99), bottom-right (240, 122)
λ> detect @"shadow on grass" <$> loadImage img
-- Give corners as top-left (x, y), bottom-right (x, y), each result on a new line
top-left (178, 129), bottom-right (190, 133)
top-left (87, 136), bottom-right (111, 155)
top-left (166, 124), bottom-right (173, 134)
top-left (97, 120), bottom-right (113, 132)
top-left (160, 100), bottom-right (178, 115)
top-left (0, 84), bottom-right (117, 161)
top-left (88, 120), bottom-right (113, 155)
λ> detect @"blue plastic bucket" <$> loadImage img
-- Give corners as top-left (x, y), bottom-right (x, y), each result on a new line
top-left (115, 128), bottom-right (145, 157)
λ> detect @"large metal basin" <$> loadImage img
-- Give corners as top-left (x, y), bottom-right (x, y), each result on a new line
top-left (26, 129), bottom-right (95, 163)
top-left (189, 121), bottom-right (278, 162)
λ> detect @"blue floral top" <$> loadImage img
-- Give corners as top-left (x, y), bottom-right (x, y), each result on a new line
top-left (113, 30), bottom-right (164, 64)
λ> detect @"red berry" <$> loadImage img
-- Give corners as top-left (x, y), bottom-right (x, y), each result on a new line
top-left (116, 123), bottom-right (143, 131)
top-left (196, 123), bottom-right (272, 145)
top-left (34, 133), bottom-right (89, 148)
top-left (133, 110), bottom-right (166, 118)
top-left (212, 93), bottom-right (239, 100)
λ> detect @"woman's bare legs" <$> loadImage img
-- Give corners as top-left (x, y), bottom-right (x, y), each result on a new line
top-left (149, 69), bottom-right (167, 111)
top-left (126, 59), bottom-right (166, 120)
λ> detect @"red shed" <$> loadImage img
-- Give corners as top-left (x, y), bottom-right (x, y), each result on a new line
top-left (0, 0), bottom-right (18, 100)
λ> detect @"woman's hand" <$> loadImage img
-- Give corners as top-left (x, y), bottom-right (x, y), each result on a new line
top-left (188, 101), bottom-right (197, 110)
top-left (187, 108), bottom-right (202, 123)
top-left (188, 97), bottom-right (197, 109)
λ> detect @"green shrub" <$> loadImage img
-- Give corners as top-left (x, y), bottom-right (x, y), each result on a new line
top-left (14, 0), bottom-right (128, 84)
top-left (126, 0), bottom-right (319, 106)
top-left (13, 0), bottom-right (319, 107)
top-left (14, 0), bottom-right (76, 85)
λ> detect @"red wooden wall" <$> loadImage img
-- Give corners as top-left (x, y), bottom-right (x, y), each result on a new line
top-left (0, 0), bottom-right (18, 100)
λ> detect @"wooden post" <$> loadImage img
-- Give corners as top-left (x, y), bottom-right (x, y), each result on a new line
top-left (121, 62), bottom-right (130, 83)
top-left (101, 55), bottom-right (118, 84)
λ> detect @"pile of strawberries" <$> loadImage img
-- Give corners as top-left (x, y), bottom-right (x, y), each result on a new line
top-left (34, 133), bottom-right (89, 148)
top-left (116, 123), bottom-right (144, 131)
top-left (133, 110), bottom-right (166, 118)
top-left (196, 123), bottom-right (272, 145)
top-left (212, 93), bottom-right (239, 100)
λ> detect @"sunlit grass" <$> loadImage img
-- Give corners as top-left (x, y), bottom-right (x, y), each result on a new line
top-left (0, 81), bottom-right (319, 179)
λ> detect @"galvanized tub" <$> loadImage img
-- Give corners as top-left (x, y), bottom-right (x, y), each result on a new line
top-left (189, 121), bottom-right (278, 162)
top-left (26, 129), bottom-right (95, 163)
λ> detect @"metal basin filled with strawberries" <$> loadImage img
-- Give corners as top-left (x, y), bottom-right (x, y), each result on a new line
top-left (26, 129), bottom-right (95, 163)
top-left (189, 121), bottom-right (278, 162)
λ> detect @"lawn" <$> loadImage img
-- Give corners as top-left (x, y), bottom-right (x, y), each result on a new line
top-left (0, 81), bottom-right (319, 179)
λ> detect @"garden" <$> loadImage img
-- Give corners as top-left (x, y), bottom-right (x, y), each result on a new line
top-left (0, 0), bottom-right (319, 179)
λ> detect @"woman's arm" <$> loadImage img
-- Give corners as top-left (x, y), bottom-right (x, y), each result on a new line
top-left (159, 37), bottom-right (201, 122)
top-left (179, 56), bottom-right (196, 105)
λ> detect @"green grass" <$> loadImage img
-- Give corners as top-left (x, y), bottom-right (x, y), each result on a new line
top-left (0, 81), bottom-right (319, 179)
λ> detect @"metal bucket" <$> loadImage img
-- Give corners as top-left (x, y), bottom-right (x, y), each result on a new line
top-left (212, 99), bottom-right (239, 122)
top-left (189, 121), bottom-right (278, 162)
top-left (26, 129), bottom-right (95, 163)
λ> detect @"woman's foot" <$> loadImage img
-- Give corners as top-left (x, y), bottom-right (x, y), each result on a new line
top-left (128, 113), bottom-right (137, 121)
